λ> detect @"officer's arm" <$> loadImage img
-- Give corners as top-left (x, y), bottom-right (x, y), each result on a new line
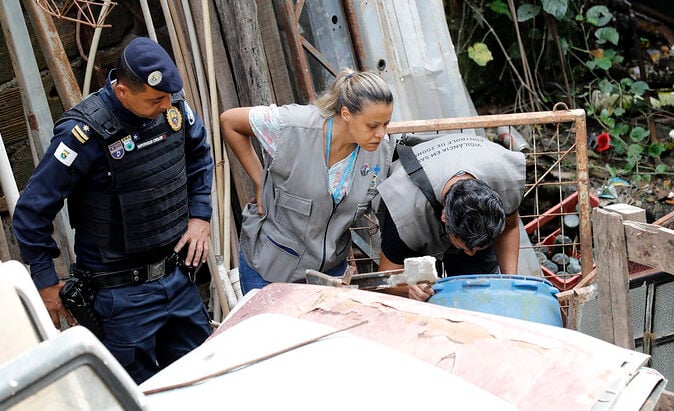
top-left (13, 120), bottom-right (94, 328)
top-left (182, 101), bottom-right (214, 223)
top-left (494, 211), bottom-right (520, 274)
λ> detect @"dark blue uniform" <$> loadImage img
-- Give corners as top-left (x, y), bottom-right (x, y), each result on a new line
top-left (13, 37), bottom-right (214, 383)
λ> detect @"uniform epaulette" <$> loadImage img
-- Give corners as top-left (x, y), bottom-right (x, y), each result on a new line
top-left (71, 123), bottom-right (92, 144)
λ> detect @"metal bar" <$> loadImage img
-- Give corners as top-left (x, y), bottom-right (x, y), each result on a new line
top-left (301, 37), bottom-right (337, 76)
top-left (387, 109), bottom-right (586, 134)
top-left (573, 114), bottom-right (593, 278)
top-left (341, 0), bottom-right (368, 70)
top-left (281, 0), bottom-right (315, 101)
top-left (0, 0), bottom-right (74, 266)
top-left (23, 0), bottom-right (82, 110)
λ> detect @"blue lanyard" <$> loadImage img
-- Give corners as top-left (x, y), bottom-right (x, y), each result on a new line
top-left (326, 117), bottom-right (359, 203)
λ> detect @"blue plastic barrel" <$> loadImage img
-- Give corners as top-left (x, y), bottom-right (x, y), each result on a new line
top-left (428, 274), bottom-right (563, 327)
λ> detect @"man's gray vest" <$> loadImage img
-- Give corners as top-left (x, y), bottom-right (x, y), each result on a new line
top-left (58, 93), bottom-right (188, 254)
top-left (378, 133), bottom-right (525, 258)
top-left (240, 104), bottom-right (390, 283)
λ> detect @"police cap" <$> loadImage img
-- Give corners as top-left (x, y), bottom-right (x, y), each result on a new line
top-left (122, 37), bottom-right (183, 93)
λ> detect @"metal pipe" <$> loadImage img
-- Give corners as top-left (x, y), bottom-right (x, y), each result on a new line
top-left (0, 131), bottom-right (19, 218)
top-left (23, 0), bottom-right (82, 109)
top-left (387, 109), bottom-right (587, 134)
top-left (280, 0), bottom-right (315, 101)
top-left (341, 0), bottom-right (369, 70)
top-left (82, 0), bottom-right (113, 96)
top-left (139, 0), bottom-right (158, 42)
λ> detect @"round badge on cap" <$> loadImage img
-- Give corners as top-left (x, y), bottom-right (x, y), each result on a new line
top-left (148, 70), bottom-right (162, 86)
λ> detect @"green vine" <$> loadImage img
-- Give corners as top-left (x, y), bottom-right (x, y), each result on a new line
top-left (456, 0), bottom-right (672, 180)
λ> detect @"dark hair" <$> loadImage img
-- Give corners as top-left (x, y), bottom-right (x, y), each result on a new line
top-left (114, 54), bottom-right (146, 93)
top-left (312, 68), bottom-right (393, 117)
top-left (443, 179), bottom-right (506, 250)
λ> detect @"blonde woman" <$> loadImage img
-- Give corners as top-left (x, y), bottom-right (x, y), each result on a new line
top-left (220, 69), bottom-right (394, 294)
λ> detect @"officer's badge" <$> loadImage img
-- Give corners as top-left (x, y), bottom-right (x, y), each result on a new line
top-left (108, 140), bottom-right (125, 160)
top-left (166, 106), bottom-right (182, 131)
top-left (71, 123), bottom-right (91, 144)
top-left (360, 164), bottom-right (370, 176)
top-left (121, 135), bottom-right (135, 151)
top-left (148, 70), bottom-right (162, 86)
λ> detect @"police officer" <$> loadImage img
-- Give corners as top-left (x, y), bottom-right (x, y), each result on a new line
top-left (13, 37), bottom-right (213, 384)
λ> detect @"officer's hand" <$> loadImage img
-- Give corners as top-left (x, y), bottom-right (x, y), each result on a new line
top-left (38, 282), bottom-right (76, 329)
top-left (175, 218), bottom-right (211, 267)
top-left (408, 282), bottom-right (434, 301)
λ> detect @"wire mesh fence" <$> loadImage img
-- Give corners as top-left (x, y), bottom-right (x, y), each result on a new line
top-left (349, 105), bottom-right (593, 309)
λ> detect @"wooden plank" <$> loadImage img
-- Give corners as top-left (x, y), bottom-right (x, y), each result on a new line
top-left (604, 203), bottom-right (647, 223)
top-left (656, 390), bottom-right (674, 411)
top-left (0, 215), bottom-right (10, 261)
top-left (256, 0), bottom-right (295, 105)
top-left (189, 0), bottom-right (256, 211)
top-left (592, 207), bottom-right (634, 349)
top-left (624, 221), bottom-right (674, 275)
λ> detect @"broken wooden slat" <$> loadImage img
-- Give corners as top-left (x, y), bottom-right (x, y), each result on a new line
top-left (623, 222), bottom-right (674, 275)
top-left (592, 207), bottom-right (634, 349)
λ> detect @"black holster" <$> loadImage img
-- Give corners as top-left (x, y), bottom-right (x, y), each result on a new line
top-left (60, 269), bottom-right (104, 339)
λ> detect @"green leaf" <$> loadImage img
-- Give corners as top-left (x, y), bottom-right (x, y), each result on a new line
top-left (655, 164), bottom-right (669, 174)
top-left (613, 107), bottom-right (625, 116)
top-left (598, 79), bottom-right (613, 94)
top-left (648, 143), bottom-right (666, 158)
top-left (586, 6), bottom-right (612, 27)
top-left (488, 0), bottom-right (511, 17)
top-left (541, 0), bottom-right (567, 20)
top-left (595, 27), bottom-right (619, 46)
top-left (594, 57), bottom-right (613, 70)
top-left (615, 123), bottom-right (630, 136)
top-left (630, 81), bottom-right (649, 96)
top-left (468, 42), bottom-right (494, 66)
top-left (585, 61), bottom-right (596, 70)
top-left (629, 126), bottom-right (649, 143)
top-left (620, 77), bottom-right (633, 89)
top-left (627, 143), bottom-right (644, 156)
top-left (517, 4), bottom-right (540, 22)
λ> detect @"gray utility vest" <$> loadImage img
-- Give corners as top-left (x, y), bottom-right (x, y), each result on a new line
top-left (58, 93), bottom-right (188, 254)
top-left (378, 133), bottom-right (525, 259)
top-left (240, 104), bottom-right (390, 283)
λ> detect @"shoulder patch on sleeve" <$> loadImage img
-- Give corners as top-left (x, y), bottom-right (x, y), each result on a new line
top-left (54, 142), bottom-right (78, 167)
top-left (184, 102), bottom-right (195, 125)
top-left (71, 123), bottom-right (91, 144)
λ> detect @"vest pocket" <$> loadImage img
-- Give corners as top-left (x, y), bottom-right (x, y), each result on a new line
top-left (273, 188), bottom-right (312, 242)
top-left (264, 233), bottom-right (304, 282)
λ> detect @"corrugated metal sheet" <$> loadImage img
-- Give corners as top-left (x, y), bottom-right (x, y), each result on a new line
top-left (352, 0), bottom-right (479, 122)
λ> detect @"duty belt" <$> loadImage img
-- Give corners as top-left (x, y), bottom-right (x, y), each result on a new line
top-left (84, 253), bottom-right (181, 289)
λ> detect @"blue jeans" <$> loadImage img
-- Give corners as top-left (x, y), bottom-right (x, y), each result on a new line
top-left (94, 267), bottom-right (211, 384)
top-left (238, 249), bottom-right (347, 295)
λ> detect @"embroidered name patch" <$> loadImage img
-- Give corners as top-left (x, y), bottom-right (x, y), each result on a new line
top-left (136, 134), bottom-right (167, 150)
top-left (54, 142), bottom-right (78, 167)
